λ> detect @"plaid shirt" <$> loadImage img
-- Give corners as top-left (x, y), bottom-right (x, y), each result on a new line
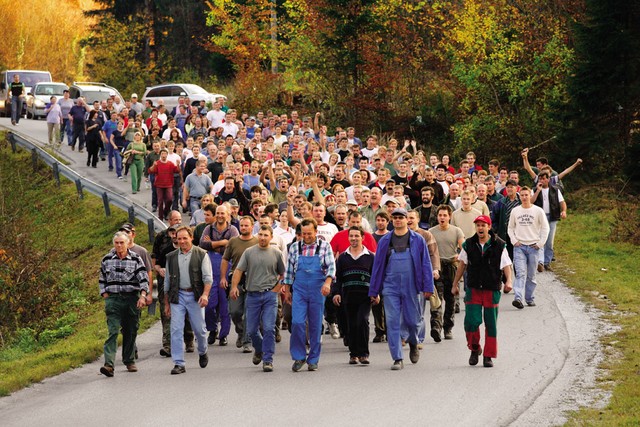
top-left (99, 249), bottom-right (150, 295)
top-left (284, 238), bottom-right (336, 286)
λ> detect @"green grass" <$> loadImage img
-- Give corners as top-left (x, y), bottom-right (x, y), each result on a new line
top-left (554, 193), bottom-right (640, 425)
top-left (0, 133), bottom-right (157, 396)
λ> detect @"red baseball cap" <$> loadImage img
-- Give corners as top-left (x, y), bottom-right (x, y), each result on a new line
top-left (473, 215), bottom-right (492, 226)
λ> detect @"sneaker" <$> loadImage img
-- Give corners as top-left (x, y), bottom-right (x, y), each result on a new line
top-left (512, 299), bottom-right (524, 309)
top-left (242, 344), bottom-right (252, 354)
top-left (349, 357), bottom-right (358, 365)
top-left (409, 344), bottom-right (420, 364)
top-left (469, 346), bottom-right (482, 366)
top-left (236, 336), bottom-right (243, 348)
top-left (171, 365), bottom-right (186, 375)
top-left (526, 301), bottom-right (536, 307)
top-left (292, 359), bottom-right (306, 372)
top-left (483, 356), bottom-right (494, 367)
top-left (444, 330), bottom-right (453, 340)
top-left (537, 263), bottom-right (544, 273)
top-left (358, 356), bottom-right (370, 365)
top-left (186, 343), bottom-right (195, 353)
top-left (431, 328), bottom-right (441, 343)
top-left (100, 365), bottom-right (114, 377)
top-left (263, 362), bottom-right (273, 372)
top-left (159, 347), bottom-right (171, 357)
top-left (208, 331), bottom-right (217, 345)
top-left (391, 360), bottom-right (404, 370)
top-left (307, 363), bottom-right (318, 371)
top-left (219, 337), bottom-right (228, 346)
top-left (329, 323), bottom-right (340, 339)
top-left (126, 364), bottom-right (138, 372)
top-left (199, 353), bottom-right (209, 368)
top-left (118, 176), bottom-right (123, 180)
top-left (253, 351), bottom-right (263, 365)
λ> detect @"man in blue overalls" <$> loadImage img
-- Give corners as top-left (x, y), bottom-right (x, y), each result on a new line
top-left (283, 218), bottom-right (336, 372)
top-left (369, 207), bottom-right (434, 370)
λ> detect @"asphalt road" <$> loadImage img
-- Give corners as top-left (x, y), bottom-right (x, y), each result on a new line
top-left (0, 117), bottom-right (604, 426)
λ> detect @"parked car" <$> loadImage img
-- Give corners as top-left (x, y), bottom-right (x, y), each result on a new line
top-left (142, 83), bottom-right (225, 111)
top-left (68, 82), bottom-right (123, 105)
top-left (0, 69), bottom-right (52, 117)
top-left (25, 82), bottom-right (69, 119)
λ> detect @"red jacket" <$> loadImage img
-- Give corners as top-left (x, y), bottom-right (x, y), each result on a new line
top-left (148, 160), bottom-right (179, 188)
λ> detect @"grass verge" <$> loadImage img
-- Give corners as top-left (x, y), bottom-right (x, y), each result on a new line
top-left (0, 133), bottom-right (157, 396)
top-left (555, 188), bottom-right (640, 425)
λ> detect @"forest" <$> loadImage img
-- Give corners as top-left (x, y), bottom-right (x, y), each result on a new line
top-left (1, 0), bottom-right (639, 184)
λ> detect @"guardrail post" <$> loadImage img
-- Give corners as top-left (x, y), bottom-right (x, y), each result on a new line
top-left (32, 148), bottom-right (38, 170)
top-left (75, 179), bottom-right (84, 199)
top-left (102, 192), bottom-right (111, 217)
top-left (147, 218), bottom-right (155, 244)
top-left (128, 206), bottom-right (135, 224)
top-left (52, 162), bottom-right (61, 187)
top-left (8, 133), bottom-right (17, 152)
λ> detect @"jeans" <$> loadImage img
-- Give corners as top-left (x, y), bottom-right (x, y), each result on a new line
top-left (246, 291), bottom-right (278, 363)
top-left (229, 287), bottom-right (250, 345)
top-left (107, 143), bottom-right (115, 169)
top-left (114, 150), bottom-right (123, 177)
top-left (170, 290), bottom-right (208, 367)
top-left (542, 215), bottom-right (557, 266)
top-left (70, 122), bottom-right (85, 150)
top-left (513, 244), bottom-right (539, 304)
top-left (60, 118), bottom-right (72, 144)
top-left (11, 96), bottom-right (23, 123)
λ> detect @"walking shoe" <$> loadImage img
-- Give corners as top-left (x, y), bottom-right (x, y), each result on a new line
top-left (11, 120), bottom-right (15, 125)
top-left (242, 344), bottom-right (252, 353)
top-left (537, 263), bottom-right (544, 273)
top-left (329, 323), bottom-right (340, 339)
top-left (219, 337), bottom-right (228, 346)
top-left (349, 357), bottom-right (358, 365)
top-left (469, 346), bottom-right (482, 366)
top-left (126, 364), bottom-right (138, 372)
top-left (118, 176), bottom-right (123, 180)
top-left (512, 299), bottom-right (524, 309)
top-left (208, 331), bottom-right (217, 345)
top-left (292, 360), bottom-right (306, 372)
top-left (186, 343), bottom-right (195, 353)
top-left (431, 328), bottom-right (442, 343)
top-left (135, 349), bottom-right (138, 360)
top-left (78, 149), bottom-right (84, 153)
top-left (358, 356), bottom-right (370, 365)
top-left (391, 360), bottom-right (404, 370)
top-left (483, 356), bottom-right (494, 367)
top-left (526, 301), bottom-right (536, 307)
top-left (444, 330), bottom-right (453, 340)
top-left (199, 353), bottom-right (209, 368)
top-left (275, 331), bottom-right (281, 343)
top-left (253, 352), bottom-right (263, 365)
top-left (71, 145), bottom-right (75, 151)
top-left (454, 302), bottom-right (460, 313)
top-left (409, 344), bottom-right (420, 364)
top-left (171, 365), bottom-right (186, 375)
top-left (236, 336), bottom-right (243, 348)
top-left (159, 347), bottom-right (171, 357)
top-left (307, 363), bottom-right (318, 371)
top-left (544, 264), bottom-right (552, 271)
top-left (100, 365), bottom-right (114, 377)
top-left (417, 343), bottom-right (424, 350)
top-left (343, 336), bottom-right (349, 347)
top-left (263, 362), bottom-right (273, 372)
top-left (373, 334), bottom-right (384, 343)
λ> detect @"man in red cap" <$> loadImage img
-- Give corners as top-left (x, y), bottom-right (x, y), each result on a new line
top-left (452, 215), bottom-right (513, 368)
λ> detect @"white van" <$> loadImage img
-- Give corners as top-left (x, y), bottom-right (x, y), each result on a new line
top-left (0, 70), bottom-right (52, 117)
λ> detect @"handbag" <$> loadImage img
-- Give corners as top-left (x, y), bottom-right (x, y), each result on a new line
top-left (125, 151), bottom-right (134, 166)
top-left (429, 288), bottom-right (442, 310)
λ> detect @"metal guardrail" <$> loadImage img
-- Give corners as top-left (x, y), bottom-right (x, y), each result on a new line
top-left (5, 131), bottom-right (166, 243)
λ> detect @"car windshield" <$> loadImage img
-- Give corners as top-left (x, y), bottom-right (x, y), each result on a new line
top-left (182, 84), bottom-right (208, 95)
top-left (35, 85), bottom-right (67, 96)
top-left (15, 72), bottom-right (51, 87)
top-left (81, 90), bottom-right (112, 103)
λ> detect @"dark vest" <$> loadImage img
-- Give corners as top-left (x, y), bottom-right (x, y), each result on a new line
top-left (534, 184), bottom-right (561, 221)
top-left (465, 231), bottom-right (505, 291)
top-left (167, 246), bottom-right (207, 304)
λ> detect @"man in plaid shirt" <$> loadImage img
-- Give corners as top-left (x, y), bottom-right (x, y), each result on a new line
top-left (98, 231), bottom-right (149, 377)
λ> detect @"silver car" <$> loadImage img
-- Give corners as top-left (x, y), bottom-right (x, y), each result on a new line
top-left (142, 83), bottom-right (225, 111)
top-left (26, 82), bottom-right (69, 119)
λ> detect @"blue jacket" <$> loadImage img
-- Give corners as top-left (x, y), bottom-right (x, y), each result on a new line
top-left (368, 230), bottom-right (434, 297)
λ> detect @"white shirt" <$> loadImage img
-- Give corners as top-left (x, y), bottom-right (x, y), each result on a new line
top-left (162, 127), bottom-right (183, 140)
top-left (539, 188), bottom-right (564, 215)
top-left (221, 122), bottom-right (239, 138)
top-left (206, 109), bottom-right (226, 128)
